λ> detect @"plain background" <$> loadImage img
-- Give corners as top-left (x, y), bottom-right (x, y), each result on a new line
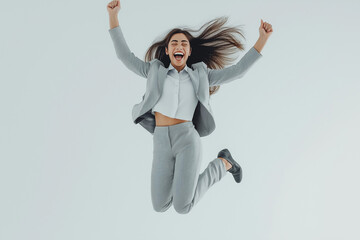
top-left (1, 0), bottom-right (359, 239)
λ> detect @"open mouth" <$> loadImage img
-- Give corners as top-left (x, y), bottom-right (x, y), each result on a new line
top-left (174, 53), bottom-right (184, 61)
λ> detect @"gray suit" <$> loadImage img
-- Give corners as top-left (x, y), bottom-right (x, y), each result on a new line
top-left (108, 25), bottom-right (263, 137)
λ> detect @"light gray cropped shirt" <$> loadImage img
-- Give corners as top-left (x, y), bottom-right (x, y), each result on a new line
top-left (151, 63), bottom-right (198, 121)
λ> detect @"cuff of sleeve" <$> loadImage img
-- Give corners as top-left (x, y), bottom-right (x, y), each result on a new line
top-left (250, 46), bottom-right (263, 57)
top-left (108, 25), bottom-right (127, 48)
top-left (108, 25), bottom-right (121, 34)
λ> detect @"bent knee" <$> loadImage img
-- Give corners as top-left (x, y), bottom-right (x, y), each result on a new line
top-left (173, 203), bottom-right (192, 214)
top-left (153, 205), bottom-right (169, 213)
top-left (152, 200), bottom-right (172, 213)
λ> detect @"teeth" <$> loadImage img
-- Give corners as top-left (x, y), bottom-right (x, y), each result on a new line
top-left (174, 52), bottom-right (184, 56)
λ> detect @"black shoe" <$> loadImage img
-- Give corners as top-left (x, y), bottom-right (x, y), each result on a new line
top-left (217, 148), bottom-right (242, 183)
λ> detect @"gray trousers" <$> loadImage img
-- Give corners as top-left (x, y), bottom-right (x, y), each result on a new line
top-left (151, 121), bottom-right (227, 214)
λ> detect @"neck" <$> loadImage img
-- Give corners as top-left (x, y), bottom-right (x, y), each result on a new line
top-left (172, 63), bottom-right (185, 73)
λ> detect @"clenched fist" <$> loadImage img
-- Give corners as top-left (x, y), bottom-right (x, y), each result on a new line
top-left (107, 0), bottom-right (121, 15)
top-left (259, 19), bottom-right (273, 40)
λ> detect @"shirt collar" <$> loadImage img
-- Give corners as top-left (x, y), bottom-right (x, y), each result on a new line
top-left (168, 63), bottom-right (189, 73)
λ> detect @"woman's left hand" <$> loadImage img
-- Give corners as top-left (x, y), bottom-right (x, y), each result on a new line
top-left (259, 19), bottom-right (273, 40)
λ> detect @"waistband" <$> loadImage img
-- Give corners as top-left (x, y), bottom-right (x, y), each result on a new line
top-left (155, 121), bottom-right (194, 131)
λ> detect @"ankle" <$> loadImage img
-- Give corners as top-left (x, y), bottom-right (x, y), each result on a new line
top-left (219, 157), bottom-right (232, 171)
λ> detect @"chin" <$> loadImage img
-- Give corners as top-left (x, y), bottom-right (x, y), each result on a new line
top-left (172, 60), bottom-right (186, 65)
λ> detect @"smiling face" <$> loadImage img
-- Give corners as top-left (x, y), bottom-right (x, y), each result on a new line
top-left (165, 33), bottom-right (192, 72)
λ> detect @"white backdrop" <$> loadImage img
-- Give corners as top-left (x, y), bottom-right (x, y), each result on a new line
top-left (1, 0), bottom-right (359, 239)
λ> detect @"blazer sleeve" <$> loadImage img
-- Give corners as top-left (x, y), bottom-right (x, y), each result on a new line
top-left (108, 25), bottom-right (150, 79)
top-left (206, 46), bottom-right (263, 86)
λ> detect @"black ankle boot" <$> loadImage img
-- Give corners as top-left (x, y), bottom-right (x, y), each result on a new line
top-left (218, 148), bottom-right (242, 183)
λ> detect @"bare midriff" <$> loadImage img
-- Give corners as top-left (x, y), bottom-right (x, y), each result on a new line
top-left (154, 111), bottom-right (190, 126)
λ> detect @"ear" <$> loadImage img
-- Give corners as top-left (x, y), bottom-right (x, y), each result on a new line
top-left (165, 47), bottom-right (168, 55)
top-left (189, 47), bottom-right (192, 56)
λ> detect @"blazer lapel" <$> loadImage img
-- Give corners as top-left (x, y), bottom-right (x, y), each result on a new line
top-left (188, 69), bottom-right (199, 96)
top-left (157, 65), bottom-right (168, 94)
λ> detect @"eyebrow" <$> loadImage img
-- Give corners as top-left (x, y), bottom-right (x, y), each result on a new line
top-left (171, 40), bottom-right (188, 43)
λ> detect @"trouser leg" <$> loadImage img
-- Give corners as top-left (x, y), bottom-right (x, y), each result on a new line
top-left (172, 125), bottom-right (227, 214)
top-left (151, 127), bottom-right (174, 212)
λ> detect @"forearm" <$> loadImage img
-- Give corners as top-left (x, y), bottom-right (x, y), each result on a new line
top-left (109, 14), bottom-right (119, 29)
top-left (253, 37), bottom-right (267, 54)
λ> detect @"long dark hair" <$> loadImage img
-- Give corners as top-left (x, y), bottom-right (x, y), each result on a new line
top-left (144, 16), bottom-right (246, 96)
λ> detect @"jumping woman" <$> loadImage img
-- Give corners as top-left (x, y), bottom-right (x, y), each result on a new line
top-left (107, 0), bottom-right (273, 214)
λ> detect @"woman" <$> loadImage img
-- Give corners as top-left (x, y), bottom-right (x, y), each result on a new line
top-left (107, 0), bottom-right (273, 214)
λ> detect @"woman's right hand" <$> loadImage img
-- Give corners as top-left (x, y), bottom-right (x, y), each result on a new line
top-left (107, 0), bottom-right (121, 16)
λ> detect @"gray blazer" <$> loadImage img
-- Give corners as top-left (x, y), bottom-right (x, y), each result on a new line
top-left (109, 25), bottom-right (263, 137)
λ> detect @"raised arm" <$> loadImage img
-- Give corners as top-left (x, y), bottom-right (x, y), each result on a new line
top-left (207, 46), bottom-right (263, 86)
top-left (207, 19), bottom-right (273, 86)
top-left (107, 0), bottom-right (150, 79)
